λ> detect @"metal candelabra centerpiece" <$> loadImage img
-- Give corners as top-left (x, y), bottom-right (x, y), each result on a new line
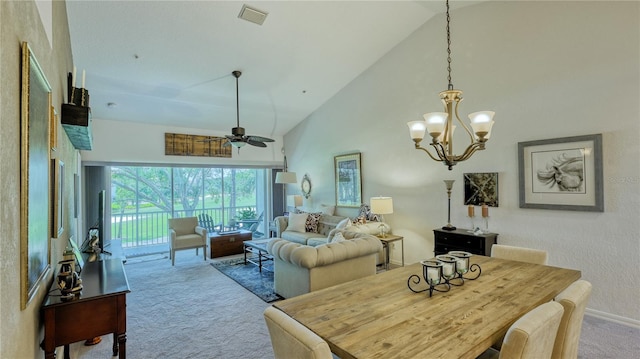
top-left (408, 251), bottom-right (481, 297)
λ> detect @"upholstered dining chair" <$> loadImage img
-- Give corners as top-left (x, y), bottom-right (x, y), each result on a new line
top-left (552, 280), bottom-right (593, 359)
top-left (477, 301), bottom-right (564, 359)
top-left (167, 217), bottom-right (207, 266)
top-left (263, 306), bottom-right (334, 359)
top-left (491, 244), bottom-right (548, 265)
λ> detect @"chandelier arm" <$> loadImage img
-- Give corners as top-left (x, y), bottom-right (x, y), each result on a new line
top-left (454, 101), bottom-right (476, 143)
top-left (456, 142), bottom-right (483, 162)
top-left (433, 142), bottom-right (449, 161)
top-left (415, 144), bottom-right (444, 162)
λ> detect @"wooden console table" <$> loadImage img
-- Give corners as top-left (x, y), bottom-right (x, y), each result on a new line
top-left (41, 259), bottom-right (130, 359)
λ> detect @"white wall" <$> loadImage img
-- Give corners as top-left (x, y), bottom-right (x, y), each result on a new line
top-left (81, 118), bottom-right (285, 167)
top-left (283, 1), bottom-right (639, 323)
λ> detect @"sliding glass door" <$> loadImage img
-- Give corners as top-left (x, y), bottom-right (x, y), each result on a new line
top-left (109, 165), bottom-right (268, 255)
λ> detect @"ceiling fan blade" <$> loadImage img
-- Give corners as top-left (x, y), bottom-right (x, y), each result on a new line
top-left (247, 135), bottom-right (274, 143)
top-left (247, 139), bottom-right (267, 147)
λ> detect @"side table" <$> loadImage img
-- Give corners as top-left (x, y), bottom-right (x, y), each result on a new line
top-left (376, 234), bottom-right (404, 270)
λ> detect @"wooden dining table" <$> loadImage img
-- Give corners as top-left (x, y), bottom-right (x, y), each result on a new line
top-left (273, 255), bottom-right (581, 359)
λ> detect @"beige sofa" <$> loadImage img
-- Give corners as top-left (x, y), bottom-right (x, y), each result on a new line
top-left (274, 214), bottom-right (346, 246)
top-left (267, 234), bottom-right (382, 298)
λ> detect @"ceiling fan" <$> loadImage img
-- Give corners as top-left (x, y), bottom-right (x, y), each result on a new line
top-left (224, 70), bottom-right (274, 149)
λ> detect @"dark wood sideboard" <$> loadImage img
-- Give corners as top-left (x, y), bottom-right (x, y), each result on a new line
top-left (41, 259), bottom-right (130, 359)
top-left (433, 228), bottom-right (498, 256)
top-left (209, 230), bottom-right (252, 258)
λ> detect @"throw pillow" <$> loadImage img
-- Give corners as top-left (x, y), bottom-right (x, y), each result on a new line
top-left (305, 212), bottom-right (322, 233)
top-left (332, 232), bottom-right (346, 242)
top-left (352, 215), bottom-right (367, 225)
top-left (288, 212), bottom-right (308, 233)
top-left (336, 217), bottom-right (351, 229)
top-left (358, 203), bottom-right (381, 222)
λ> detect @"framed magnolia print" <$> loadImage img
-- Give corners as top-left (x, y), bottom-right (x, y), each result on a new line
top-left (20, 42), bottom-right (52, 309)
top-left (335, 152), bottom-right (362, 207)
top-left (518, 134), bottom-right (603, 212)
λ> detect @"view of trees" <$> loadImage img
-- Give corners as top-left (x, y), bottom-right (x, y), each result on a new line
top-left (110, 166), bottom-right (263, 247)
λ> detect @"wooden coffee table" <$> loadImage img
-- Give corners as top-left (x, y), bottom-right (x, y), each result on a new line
top-left (243, 239), bottom-right (273, 272)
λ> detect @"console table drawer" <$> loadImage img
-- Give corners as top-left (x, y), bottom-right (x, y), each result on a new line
top-left (433, 228), bottom-right (498, 257)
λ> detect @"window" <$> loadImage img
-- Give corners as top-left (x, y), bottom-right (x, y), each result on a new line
top-left (109, 166), bottom-right (268, 255)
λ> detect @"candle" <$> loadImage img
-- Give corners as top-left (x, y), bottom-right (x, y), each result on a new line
top-left (442, 263), bottom-right (453, 277)
top-left (457, 258), bottom-right (467, 273)
top-left (482, 204), bottom-right (489, 218)
top-left (427, 268), bottom-right (440, 285)
top-left (81, 70), bottom-right (86, 89)
top-left (468, 205), bottom-right (475, 217)
top-left (72, 66), bottom-right (76, 87)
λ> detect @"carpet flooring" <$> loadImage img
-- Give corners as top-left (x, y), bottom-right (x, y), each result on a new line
top-left (69, 252), bottom-right (275, 359)
top-left (68, 251), bottom-right (639, 358)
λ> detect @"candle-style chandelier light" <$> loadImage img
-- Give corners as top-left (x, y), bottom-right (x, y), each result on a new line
top-left (407, 0), bottom-right (495, 170)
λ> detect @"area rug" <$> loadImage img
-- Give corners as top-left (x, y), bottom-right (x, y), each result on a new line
top-left (211, 257), bottom-right (282, 303)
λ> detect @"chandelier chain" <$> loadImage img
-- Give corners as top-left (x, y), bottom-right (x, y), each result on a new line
top-left (446, 0), bottom-right (453, 90)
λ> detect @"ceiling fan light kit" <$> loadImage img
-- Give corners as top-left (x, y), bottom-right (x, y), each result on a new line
top-left (225, 70), bottom-right (274, 150)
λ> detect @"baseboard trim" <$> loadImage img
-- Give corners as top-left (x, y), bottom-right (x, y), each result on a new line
top-left (585, 308), bottom-right (640, 328)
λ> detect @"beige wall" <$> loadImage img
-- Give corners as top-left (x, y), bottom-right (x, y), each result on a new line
top-left (283, 1), bottom-right (640, 323)
top-left (1, 1), bottom-right (76, 357)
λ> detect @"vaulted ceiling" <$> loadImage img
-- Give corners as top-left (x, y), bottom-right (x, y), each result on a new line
top-left (66, 1), bottom-right (480, 138)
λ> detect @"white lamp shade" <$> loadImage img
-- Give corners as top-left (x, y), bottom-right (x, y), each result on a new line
top-left (423, 112), bottom-right (448, 136)
top-left (469, 111), bottom-right (495, 139)
top-left (275, 171), bottom-right (297, 184)
top-left (407, 121), bottom-right (427, 140)
top-left (370, 197), bottom-right (393, 214)
top-left (287, 195), bottom-right (303, 208)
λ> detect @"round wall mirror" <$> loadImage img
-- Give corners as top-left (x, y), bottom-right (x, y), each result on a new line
top-left (301, 174), bottom-right (312, 199)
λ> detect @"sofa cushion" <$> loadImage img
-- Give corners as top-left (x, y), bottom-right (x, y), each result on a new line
top-left (307, 238), bottom-right (328, 247)
top-left (288, 213), bottom-right (308, 233)
top-left (305, 213), bottom-right (322, 233)
top-left (282, 230), bottom-right (321, 245)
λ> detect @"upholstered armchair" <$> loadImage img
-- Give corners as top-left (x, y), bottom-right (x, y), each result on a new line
top-left (168, 217), bottom-right (207, 266)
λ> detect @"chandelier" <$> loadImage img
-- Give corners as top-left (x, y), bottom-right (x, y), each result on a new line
top-left (407, 0), bottom-right (495, 170)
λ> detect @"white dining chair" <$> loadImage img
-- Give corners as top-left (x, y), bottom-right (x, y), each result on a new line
top-left (478, 301), bottom-right (564, 359)
top-left (552, 280), bottom-right (592, 359)
top-left (491, 244), bottom-right (548, 264)
top-left (263, 306), bottom-right (334, 359)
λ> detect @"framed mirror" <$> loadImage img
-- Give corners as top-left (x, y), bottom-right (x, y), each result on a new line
top-left (301, 174), bottom-right (312, 199)
top-left (20, 42), bottom-right (52, 309)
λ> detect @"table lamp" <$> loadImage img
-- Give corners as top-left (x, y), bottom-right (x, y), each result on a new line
top-left (370, 196), bottom-right (393, 237)
top-left (286, 195), bottom-right (303, 212)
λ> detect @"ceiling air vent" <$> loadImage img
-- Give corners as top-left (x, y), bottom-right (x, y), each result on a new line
top-left (238, 4), bottom-right (268, 25)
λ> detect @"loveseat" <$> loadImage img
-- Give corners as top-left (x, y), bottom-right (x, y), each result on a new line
top-left (266, 234), bottom-right (382, 298)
